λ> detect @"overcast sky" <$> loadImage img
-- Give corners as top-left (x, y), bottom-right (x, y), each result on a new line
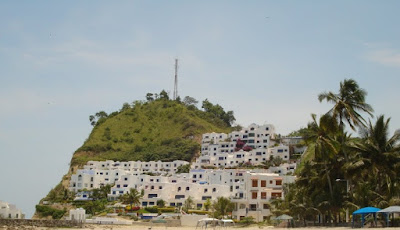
top-left (1, 1), bottom-right (400, 218)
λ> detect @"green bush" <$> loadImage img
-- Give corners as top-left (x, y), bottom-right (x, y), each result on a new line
top-left (144, 206), bottom-right (159, 213)
top-left (35, 205), bottom-right (66, 219)
top-left (158, 207), bottom-right (175, 213)
top-left (239, 216), bottom-right (255, 226)
top-left (187, 210), bottom-right (211, 215)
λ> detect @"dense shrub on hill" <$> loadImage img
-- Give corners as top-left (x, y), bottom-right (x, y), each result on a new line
top-left (71, 93), bottom-right (234, 166)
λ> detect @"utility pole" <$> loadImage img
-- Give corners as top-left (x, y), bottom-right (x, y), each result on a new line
top-left (173, 59), bottom-right (178, 100)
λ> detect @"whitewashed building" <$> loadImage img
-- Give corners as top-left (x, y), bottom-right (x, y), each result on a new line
top-left (69, 160), bottom-right (189, 193)
top-left (0, 201), bottom-right (24, 219)
top-left (193, 124), bottom-right (298, 175)
top-left (105, 167), bottom-right (295, 221)
top-left (67, 208), bottom-right (86, 222)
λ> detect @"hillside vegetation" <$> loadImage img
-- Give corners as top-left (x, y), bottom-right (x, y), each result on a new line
top-left (71, 93), bottom-right (234, 166)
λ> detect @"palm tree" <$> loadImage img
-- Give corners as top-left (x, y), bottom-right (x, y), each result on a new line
top-left (318, 79), bottom-right (374, 218)
top-left (121, 188), bottom-right (143, 209)
top-left (352, 115), bottom-right (400, 203)
top-left (212, 197), bottom-right (234, 219)
top-left (303, 114), bottom-right (339, 203)
top-left (318, 78), bottom-right (374, 131)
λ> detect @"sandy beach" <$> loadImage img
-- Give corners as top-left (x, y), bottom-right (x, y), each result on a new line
top-left (3, 225), bottom-right (400, 230)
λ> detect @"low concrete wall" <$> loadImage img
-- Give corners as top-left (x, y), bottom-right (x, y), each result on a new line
top-left (0, 219), bottom-right (83, 228)
top-left (131, 220), bottom-right (181, 227)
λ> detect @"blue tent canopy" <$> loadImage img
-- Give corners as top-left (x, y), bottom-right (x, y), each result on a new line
top-left (352, 207), bottom-right (381, 228)
top-left (353, 207), bottom-right (381, 215)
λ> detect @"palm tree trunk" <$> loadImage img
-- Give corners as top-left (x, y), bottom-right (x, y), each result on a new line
top-left (325, 162), bottom-right (334, 199)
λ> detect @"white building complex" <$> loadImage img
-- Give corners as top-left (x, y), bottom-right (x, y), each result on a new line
top-left (0, 201), bottom-right (24, 219)
top-left (70, 160), bottom-right (189, 194)
top-left (68, 124), bottom-right (302, 221)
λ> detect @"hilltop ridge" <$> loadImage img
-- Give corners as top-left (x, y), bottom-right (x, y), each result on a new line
top-left (72, 94), bottom-right (235, 166)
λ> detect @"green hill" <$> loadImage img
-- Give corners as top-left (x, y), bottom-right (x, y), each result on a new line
top-left (36, 94), bottom-right (236, 218)
top-left (71, 97), bottom-right (234, 166)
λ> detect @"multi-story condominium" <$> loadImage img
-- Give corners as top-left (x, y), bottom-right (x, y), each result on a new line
top-left (0, 201), bottom-right (24, 219)
top-left (69, 160), bottom-right (189, 193)
top-left (104, 168), bottom-right (295, 222)
top-left (193, 124), bottom-right (298, 174)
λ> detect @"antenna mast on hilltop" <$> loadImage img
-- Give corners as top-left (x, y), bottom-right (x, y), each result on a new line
top-left (173, 59), bottom-right (179, 100)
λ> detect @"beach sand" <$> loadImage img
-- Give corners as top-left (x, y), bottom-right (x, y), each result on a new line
top-left (3, 225), bottom-right (400, 230)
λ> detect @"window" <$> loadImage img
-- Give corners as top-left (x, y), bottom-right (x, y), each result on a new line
top-left (272, 192), bottom-right (282, 198)
top-left (186, 187), bottom-right (190, 191)
top-left (175, 195), bottom-right (185, 199)
top-left (159, 186), bottom-right (163, 189)
top-left (202, 196), bottom-right (212, 200)
top-left (252, 192), bottom-right (257, 199)
top-left (204, 189), bottom-right (208, 193)
top-left (261, 192), bottom-right (267, 199)
top-left (212, 188), bottom-right (217, 192)
top-left (252, 179), bottom-right (258, 187)
top-left (148, 194), bottom-right (158, 198)
top-left (261, 180), bottom-right (266, 187)
top-left (276, 180), bottom-right (282, 185)
top-left (250, 204), bottom-right (257, 211)
top-left (178, 187), bottom-right (181, 192)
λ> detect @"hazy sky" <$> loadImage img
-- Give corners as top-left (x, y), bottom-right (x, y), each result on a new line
top-left (1, 1), bottom-right (400, 218)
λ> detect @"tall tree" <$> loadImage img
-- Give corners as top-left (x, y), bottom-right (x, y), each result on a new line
top-left (318, 78), bottom-right (373, 130)
top-left (303, 114), bottom-right (339, 201)
top-left (318, 79), bottom-right (374, 207)
top-left (352, 115), bottom-right (400, 204)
